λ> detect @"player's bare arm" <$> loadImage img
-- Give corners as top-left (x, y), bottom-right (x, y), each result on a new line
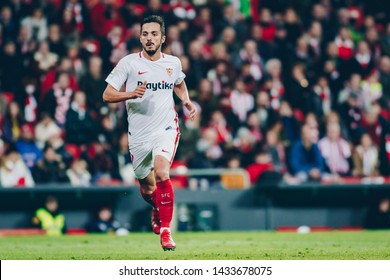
top-left (174, 81), bottom-right (196, 120)
top-left (102, 81), bottom-right (146, 103)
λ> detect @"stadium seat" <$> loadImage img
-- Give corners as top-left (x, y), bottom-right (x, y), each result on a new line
top-left (220, 169), bottom-right (250, 189)
top-left (65, 144), bottom-right (81, 160)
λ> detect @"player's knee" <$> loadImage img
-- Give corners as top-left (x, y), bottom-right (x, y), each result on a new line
top-left (141, 184), bottom-right (155, 194)
top-left (154, 168), bottom-right (170, 181)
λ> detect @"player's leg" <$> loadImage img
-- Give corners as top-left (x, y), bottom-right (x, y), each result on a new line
top-left (130, 143), bottom-right (161, 234)
top-left (154, 155), bottom-right (176, 251)
top-left (153, 130), bottom-right (180, 251)
top-left (138, 173), bottom-right (161, 234)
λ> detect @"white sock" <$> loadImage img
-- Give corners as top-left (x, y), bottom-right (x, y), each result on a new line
top-left (160, 227), bottom-right (170, 233)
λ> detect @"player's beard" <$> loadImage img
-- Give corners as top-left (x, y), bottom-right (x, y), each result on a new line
top-left (144, 40), bottom-right (162, 57)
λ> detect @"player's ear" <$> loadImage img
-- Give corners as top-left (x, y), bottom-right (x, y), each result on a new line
top-left (161, 35), bottom-right (166, 44)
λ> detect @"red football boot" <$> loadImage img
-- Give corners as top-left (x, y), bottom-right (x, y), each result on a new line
top-left (160, 229), bottom-right (176, 251)
top-left (151, 208), bottom-right (161, 235)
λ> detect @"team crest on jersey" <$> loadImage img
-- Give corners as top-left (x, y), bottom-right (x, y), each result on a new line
top-left (166, 68), bottom-right (173, 76)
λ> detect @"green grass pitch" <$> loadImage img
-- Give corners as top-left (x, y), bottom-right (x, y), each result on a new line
top-left (1, 231), bottom-right (390, 260)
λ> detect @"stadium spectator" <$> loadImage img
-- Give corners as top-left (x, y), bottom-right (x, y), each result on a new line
top-left (66, 159), bottom-right (91, 187)
top-left (252, 90), bottom-right (278, 132)
top-left (125, 22), bottom-right (142, 52)
top-left (193, 79), bottom-right (217, 126)
top-left (79, 56), bottom-right (109, 113)
top-left (15, 25), bottom-right (36, 67)
top-left (20, 7), bottom-right (47, 42)
top-left (100, 25), bottom-right (128, 68)
top-left (0, 5), bottom-right (18, 42)
top-left (40, 57), bottom-right (79, 98)
top-left (285, 63), bottom-right (313, 116)
top-left (334, 26), bottom-right (354, 61)
top-left (142, 0), bottom-right (167, 21)
top-left (32, 144), bottom-right (68, 184)
top-left (352, 133), bottom-right (379, 177)
top-left (18, 77), bottom-right (39, 124)
top-left (177, 104), bottom-right (201, 163)
top-left (219, 26), bottom-right (240, 58)
top-left (86, 206), bottom-right (125, 234)
top-left (278, 100), bottom-right (300, 144)
top-left (246, 112), bottom-right (262, 143)
top-left (15, 123), bottom-right (42, 169)
top-left (165, 24), bottom-right (184, 57)
top-left (0, 40), bottom-right (23, 94)
top-left (87, 141), bottom-right (114, 184)
top-left (88, 0), bottom-right (126, 40)
top-left (111, 132), bottom-right (135, 185)
top-left (263, 129), bottom-right (286, 173)
top-left (339, 97), bottom-right (363, 146)
top-left (42, 72), bottom-right (74, 127)
top-left (32, 196), bottom-right (66, 236)
top-left (233, 39), bottom-right (263, 82)
top-left (360, 103), bottom-right (385, 146)
top-left (378, 56), bottom-right (390, 102)
top-left (207, 110), bottom-right (232, 145)
top-left (263, 58), bottom-right (284, 111)
top-left (206, 60), bottom-right (233, 97)
top-left (1, 101), bottom-right (24, 144)
top-left (338, 73), bottom-right (363, 107)
top-left (33, 40), bottom-right (58, 74)
top-left (34, 113), bottom-right (62, 149)
top-left (229, 79), bottom-right (254, 123)
top-left (318, 121), bottom-right (352, 179)
top-left (283, 8), bottom-right (302, 48)
top-left (46, 132), bottom-right (74, 168)
top-left (381, 22), bottom-right (390, 57)
top-left (312, 76), bottom-right (332, 117)
top-left (66, 43), bottom-right (85, 79)
top-left (65, 91), bottom-right (96, 145)
top-left (349, 41), bottom-right (375, 79)
top-left (186, 39), bottom-right (207, 90)
top-left (246, 149), bottom-right (274, 184)
top-left (290, 124), bottom-right (324, 182)
top-left (0, 147), bottom-right (35, 188)
top-left (61, 0), bottom-right (91, 36)
top-left (97, 102), bottom-right (127, 147)
top-left (303, 113), bottom-right (320, 143)
top-left (192, 126), bottom-right (222, 169)
top-left (233, 126), bottom-right (258, 167)
top-left (47, 24), bottom-right (66, 57)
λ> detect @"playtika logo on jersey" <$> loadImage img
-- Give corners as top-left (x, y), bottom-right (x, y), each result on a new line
top-left (137, 81), bottom-right (174, 91)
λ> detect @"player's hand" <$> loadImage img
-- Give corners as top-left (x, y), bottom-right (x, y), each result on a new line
top-left (183, 100), bottom-right (197, 120)
top-left (131, 81), bottom-right (146, 99)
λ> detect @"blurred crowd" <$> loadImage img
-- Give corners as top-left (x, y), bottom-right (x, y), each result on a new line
top-left (1, 0), bottom-right (390, 188)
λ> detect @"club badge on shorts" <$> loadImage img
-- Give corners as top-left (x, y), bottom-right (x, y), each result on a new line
top-left (166, 68), bottom-right (173, 76)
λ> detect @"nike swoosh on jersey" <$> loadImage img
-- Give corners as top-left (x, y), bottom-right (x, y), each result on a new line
top-left (161, 201), bottom-right (172, 205)
top-left (138, 71), bottom-right (147, 75)
top-left (162, 149), bottom-right (169, 153)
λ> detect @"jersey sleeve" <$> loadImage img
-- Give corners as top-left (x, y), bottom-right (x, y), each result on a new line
top-left (175, 58), bottom-right (186, 85)
top-left (105, 58), bottom-right (129, 91)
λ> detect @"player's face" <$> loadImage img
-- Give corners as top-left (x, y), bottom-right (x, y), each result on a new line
top-left (140, 22), bottom-right (165, 57)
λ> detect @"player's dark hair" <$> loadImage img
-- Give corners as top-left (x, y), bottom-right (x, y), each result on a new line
top-left (141, 15), bottom-right (165, 36)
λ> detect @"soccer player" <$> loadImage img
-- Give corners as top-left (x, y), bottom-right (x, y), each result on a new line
top-left (103, 15), bottom-right (196, 251)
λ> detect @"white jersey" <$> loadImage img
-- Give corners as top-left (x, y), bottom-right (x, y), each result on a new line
top-left (105, 52), bottom-right (185, 143)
